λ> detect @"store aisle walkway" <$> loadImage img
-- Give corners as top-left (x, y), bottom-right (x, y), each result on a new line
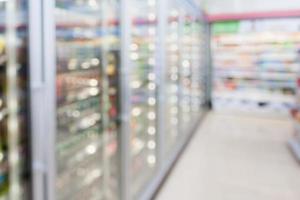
top-left (155, 112), bottom-right (300, 200)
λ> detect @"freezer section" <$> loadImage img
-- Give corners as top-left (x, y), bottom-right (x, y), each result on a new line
top-left (38, 0), bottom-right (207, 199)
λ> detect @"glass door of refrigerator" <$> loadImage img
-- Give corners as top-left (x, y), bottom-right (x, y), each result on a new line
top-left (55, 1), bottom-right (120, 199)
top-left (0, 0), bottom-right (30, 199)
top-left (179, 13), bottom-right (194, 133)
top-left (164, 4), bottom-right (181, 155)
top-left (99, 1), bottom-right (120, 199)
top-left (190, 17), bottom-right (205, 117)
top-left (129, 0), bottom-right (158, 198)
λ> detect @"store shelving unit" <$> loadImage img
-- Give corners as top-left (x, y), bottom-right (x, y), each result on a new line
top-left (211, 19), bottom-right (300, 115)
top-left (0, 0), bottom-right (31, 200)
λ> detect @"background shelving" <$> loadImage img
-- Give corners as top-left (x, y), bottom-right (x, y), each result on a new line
top-left (211, 19), bottom-right (300, 115)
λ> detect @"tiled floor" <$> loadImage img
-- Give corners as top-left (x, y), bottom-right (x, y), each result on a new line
top-left (155, 112), bottom-right (300, 200)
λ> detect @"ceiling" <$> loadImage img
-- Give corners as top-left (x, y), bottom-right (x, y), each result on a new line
top-left (198, 0), bottom-right (300, 14)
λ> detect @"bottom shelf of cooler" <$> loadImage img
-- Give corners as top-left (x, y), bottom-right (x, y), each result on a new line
top-left (212, 91), bottom-right (295, 115)
top-left (131, 137), bottom-right (156, 199)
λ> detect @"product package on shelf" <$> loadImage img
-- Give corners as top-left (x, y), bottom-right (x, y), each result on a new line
top-left (211, 19), bottom-right (300, 115)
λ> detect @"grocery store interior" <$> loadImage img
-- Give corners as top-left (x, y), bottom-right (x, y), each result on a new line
top-left (1, 0), bottom-right (300, 200)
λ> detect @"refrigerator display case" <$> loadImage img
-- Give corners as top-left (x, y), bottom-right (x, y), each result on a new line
top-left (179, 11), bottom-right (206, 134)
top-left (54, 0), bottom-right (120, 199)
top-left (0, 0), bottom-right (30, 200)
top-left (164, 1), bottom-right (182, 154)
top-left (190, 16), bottom-right (206, 117)
top-left (129, 0), bottom-right (159, 197)
top-left (164, 4), bottom-right (181, 154)
top-left (164, 2), bottom-right (207, 157)
top-left (180, 13), bottom-right (194, 131)
top-left (161, 3), bottom-right (209, 200)
top-left (33, 0), bottom-right (208, 200)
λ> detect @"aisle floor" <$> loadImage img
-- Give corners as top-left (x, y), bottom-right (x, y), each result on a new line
top-left (155, 112), bottom-right (300, 200)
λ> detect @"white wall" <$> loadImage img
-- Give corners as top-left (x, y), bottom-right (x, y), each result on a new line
top-left (200, 0), bottom-right (300, 14)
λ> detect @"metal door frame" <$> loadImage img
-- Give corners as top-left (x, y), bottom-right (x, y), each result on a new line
top-left (29, 0), bottom-right (56, 199)
top-left (119, 0), bottom-right (131, 199)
